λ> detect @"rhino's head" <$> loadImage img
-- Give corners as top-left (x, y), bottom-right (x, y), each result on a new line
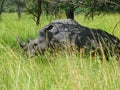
top-left (17, 37), bottom-right (48, 57)
top-left (16, 25), bottom-right (54, 57)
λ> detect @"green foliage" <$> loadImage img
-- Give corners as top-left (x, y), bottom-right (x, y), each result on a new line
top-left (26, 1), bottom-right (38, 15)
top-left (3, 0), bottom-right (25, 12)
top-left (0, 13), bottom-right (120, 90)
top-left (2, 0), bottom-right (120, 13)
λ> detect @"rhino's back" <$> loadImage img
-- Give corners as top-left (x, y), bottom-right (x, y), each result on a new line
top-left (50, 19), bottom-right (79, 25)
top-left (74, 28), bottom-right (120, 57)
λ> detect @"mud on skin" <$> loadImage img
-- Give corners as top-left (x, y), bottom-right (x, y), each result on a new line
top-left (17, 19), bottom-right (120, 60)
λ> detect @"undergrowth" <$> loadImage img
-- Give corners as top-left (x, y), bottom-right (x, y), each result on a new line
top-left (0, 13), bottom-right (120, 90)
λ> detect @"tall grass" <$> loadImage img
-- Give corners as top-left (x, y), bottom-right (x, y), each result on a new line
top-left (0, 13), bottom-right (120, 90)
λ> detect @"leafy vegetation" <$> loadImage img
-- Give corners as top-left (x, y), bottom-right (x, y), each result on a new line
top-left (1, 0), bottom-right (120, 25)
top-left (0, 13), bottom-right (120, 90)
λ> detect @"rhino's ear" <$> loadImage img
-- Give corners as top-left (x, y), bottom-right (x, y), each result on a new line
top-left (46, 25), bottom-right (53, 30)
top-left (16, 37), bottom-right (26, 48)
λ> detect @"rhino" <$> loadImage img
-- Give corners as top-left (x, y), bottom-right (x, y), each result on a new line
top-left (17, 19), bottom-right (120, 60)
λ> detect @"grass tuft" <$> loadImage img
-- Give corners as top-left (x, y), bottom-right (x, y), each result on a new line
top-left (0, 13), bottom-right (120, 90)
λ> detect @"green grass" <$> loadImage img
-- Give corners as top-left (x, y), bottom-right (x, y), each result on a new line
top-left (0, 13), bottom-right (120, 90)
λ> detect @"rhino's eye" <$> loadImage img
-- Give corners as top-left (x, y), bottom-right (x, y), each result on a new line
top-left (34, 43), bottom-right (37, 46)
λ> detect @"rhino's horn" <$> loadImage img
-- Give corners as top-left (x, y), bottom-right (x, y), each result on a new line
top-left (16, 36), bottom-right (26, 48)
top-left (26, 38), bottom-right (32, 43)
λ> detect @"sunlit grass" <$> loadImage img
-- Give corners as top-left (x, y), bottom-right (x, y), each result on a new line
top-left (0, 13), bottom-right (120, 90)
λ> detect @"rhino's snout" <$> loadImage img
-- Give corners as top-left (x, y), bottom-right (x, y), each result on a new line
top-left (26, 48), bottom-right (36, 57)
top-left (24, 40), bottom-right (47, 57)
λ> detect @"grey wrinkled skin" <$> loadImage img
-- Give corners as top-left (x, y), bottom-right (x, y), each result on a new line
top-left (17, 19), bottom-right (120, 59)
